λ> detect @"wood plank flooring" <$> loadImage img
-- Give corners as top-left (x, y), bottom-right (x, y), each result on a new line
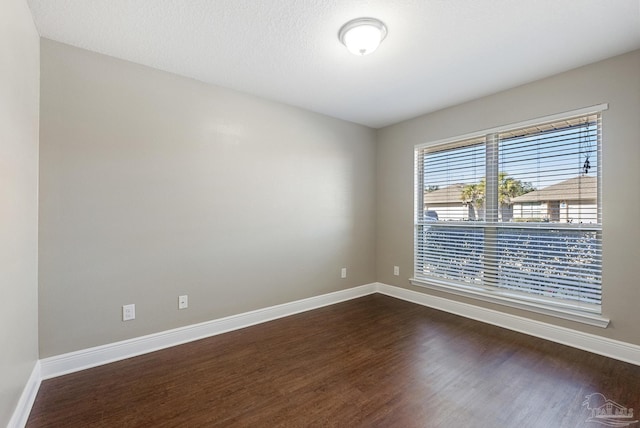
top-left (27, 294), bottom-right (640, 427)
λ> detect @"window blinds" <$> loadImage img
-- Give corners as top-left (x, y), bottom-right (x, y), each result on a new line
top-left (414, 112), bottom-right (602, 311)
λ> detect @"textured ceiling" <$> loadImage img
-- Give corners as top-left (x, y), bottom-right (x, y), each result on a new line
top-left (26, 0), bottom-right (640, 128)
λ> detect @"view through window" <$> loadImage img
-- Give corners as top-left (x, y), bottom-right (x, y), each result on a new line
top-left (414, 112), bottom-right (602, 312)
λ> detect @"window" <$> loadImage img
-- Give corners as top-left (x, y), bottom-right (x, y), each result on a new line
top-left (413, 106), bottom-right (605, 324)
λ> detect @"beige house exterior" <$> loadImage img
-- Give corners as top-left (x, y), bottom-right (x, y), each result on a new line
top-left (511, 176), bottom-right (597, 224)
top-left (423, 184), bottom-right (474, 221)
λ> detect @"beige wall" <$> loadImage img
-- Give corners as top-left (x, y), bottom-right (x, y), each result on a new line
top-left (377, 49), bottom-right (640, 344)
top-left (38, 40), bottom-right (377, 357)
top-left (34, 36), bottom-right (640, 358)
top-left (0, 0), bottom-right (40, 424)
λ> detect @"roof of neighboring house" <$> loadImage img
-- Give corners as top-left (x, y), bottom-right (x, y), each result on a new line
top-left (424, 184), bottom-right (466, 204)
top-left (511, 175), bottom-right (597, 203)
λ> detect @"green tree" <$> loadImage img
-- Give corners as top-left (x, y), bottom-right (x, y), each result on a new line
top-left (461, 173), bottom-right (533, 220)
top-left (498, 172), bottom-right (534, 205)
top-left (460, 179), bottom-right (485, 220)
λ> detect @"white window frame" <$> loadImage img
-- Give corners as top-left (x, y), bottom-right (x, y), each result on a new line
top-left (411, 104), bottom-right (609, 328)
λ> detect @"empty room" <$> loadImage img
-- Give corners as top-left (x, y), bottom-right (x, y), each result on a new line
top-left (2, 0), bottom-right (640, 427)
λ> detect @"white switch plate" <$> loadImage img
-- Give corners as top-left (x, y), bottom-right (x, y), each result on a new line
top-left (341, 267), bottom-right (347, 278)
top-left (178, 295), bottom-right (188, 309)
top-left (122, 304), bottom-right (135, 321)
top-left (394, 266), bottom-right (400, 276)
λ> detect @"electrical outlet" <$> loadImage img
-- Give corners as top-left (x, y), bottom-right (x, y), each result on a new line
top-left (122, 304), bottom-right (135, 321)
top-left (394, 266), bottom-right (400, 276)
top-left (341, 267), bottom-right (347, 278)
top-left (178, 295), bottom-right (188, 309)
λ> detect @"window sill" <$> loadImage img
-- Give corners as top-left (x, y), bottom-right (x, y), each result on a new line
top-left (409, 278), bottom-right (610, 328)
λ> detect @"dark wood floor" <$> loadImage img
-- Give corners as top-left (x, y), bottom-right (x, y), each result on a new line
top-left (27, 294), bottom-right (640, 427)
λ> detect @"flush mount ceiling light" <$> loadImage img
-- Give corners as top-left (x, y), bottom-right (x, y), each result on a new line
top-left (338, 17), bottom-right (388, 56)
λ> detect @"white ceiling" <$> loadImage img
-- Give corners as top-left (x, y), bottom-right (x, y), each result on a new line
top-left (26, 0), bottom-right (640, 128)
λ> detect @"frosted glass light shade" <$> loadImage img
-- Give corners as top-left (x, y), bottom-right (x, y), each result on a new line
top-left (339, 18), bottom-right (388, 56)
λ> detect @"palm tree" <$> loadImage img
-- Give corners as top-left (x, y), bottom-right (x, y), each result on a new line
top-left (462, 173), bottom-right (533, 221)
top-left (498, 172), bottom-right (534, 221)
top-left (460, 179), bottom-right (485, 220)
top-left (498, 172), bottom-right (534, 205)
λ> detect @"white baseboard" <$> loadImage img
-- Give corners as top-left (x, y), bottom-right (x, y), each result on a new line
top-left (40, 283), bottom-right (377, 380)
top-left (7, 361), bottom-right (41, 428)
top-left (19, 282), bottom-right (640, 427)
top-left (375, 283), bottom-right (640, 366)
top-left (38, 282), bottom-right (640, 380)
